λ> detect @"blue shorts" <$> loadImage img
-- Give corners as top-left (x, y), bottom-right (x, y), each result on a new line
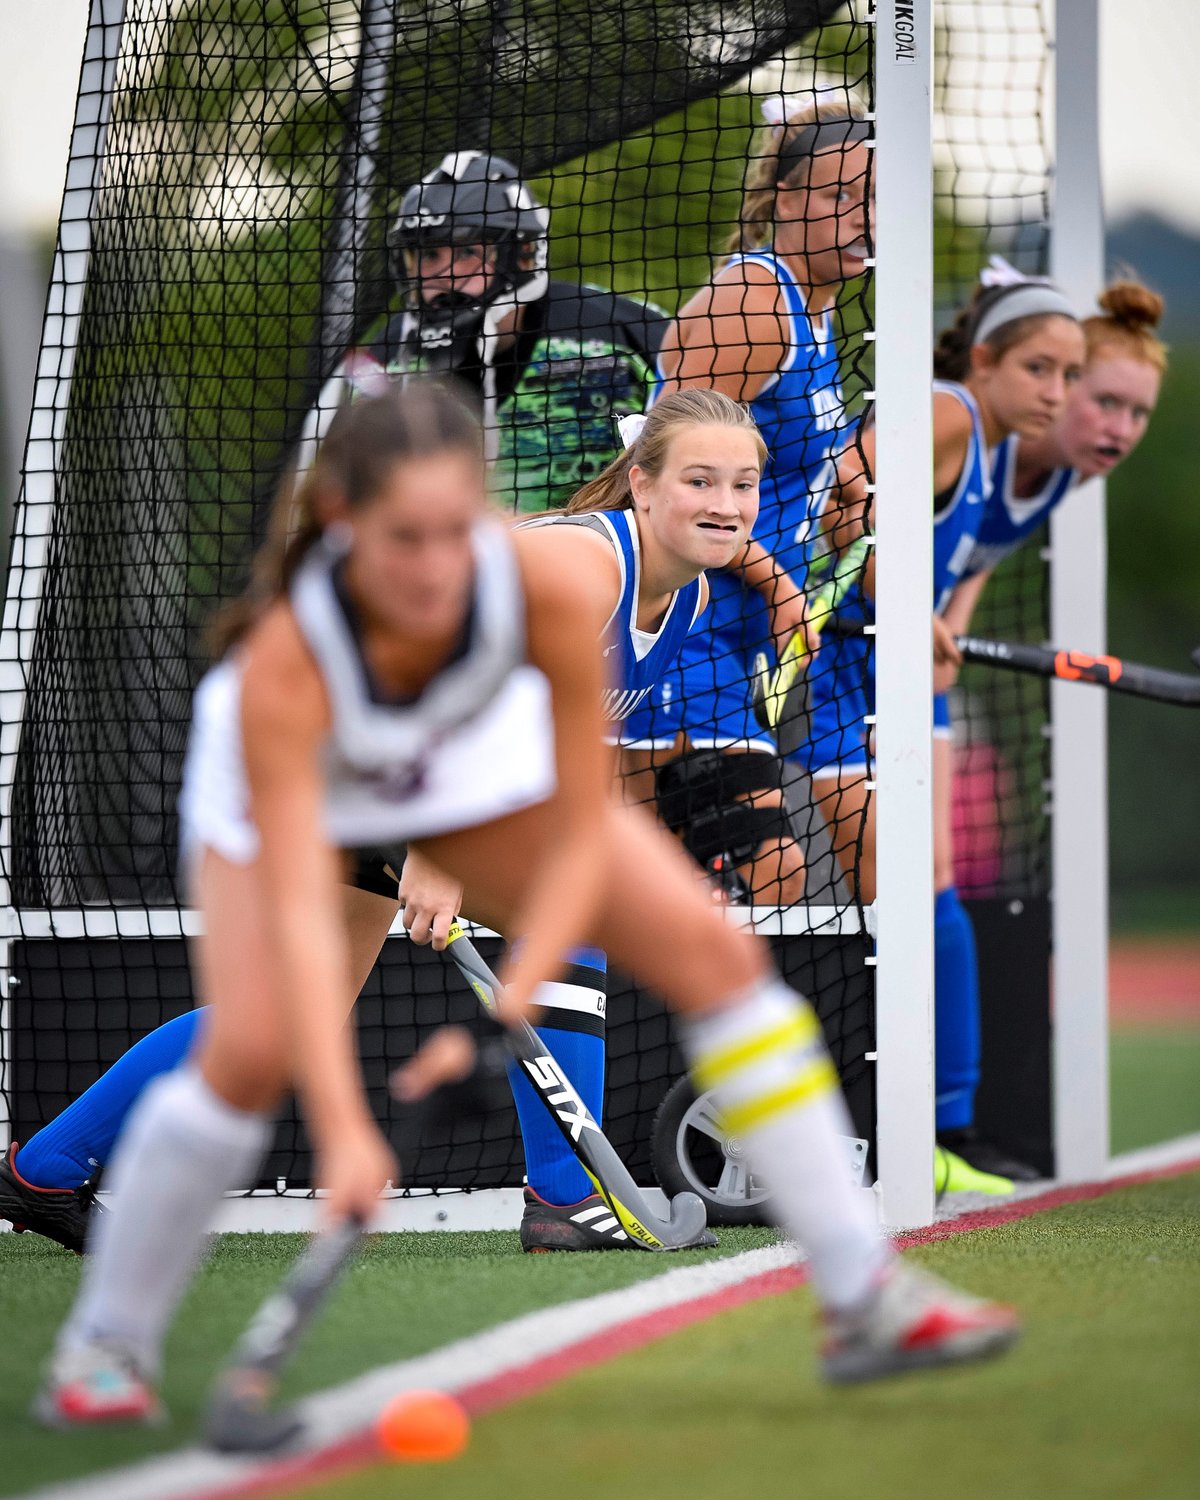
top-left (619, 633), bottom-right (774, 752)
top-left (789, 632), bottom-right (873, 777)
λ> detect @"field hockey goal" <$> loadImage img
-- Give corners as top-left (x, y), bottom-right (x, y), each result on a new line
top-left (0, 0), bottom-right (1107, 1230)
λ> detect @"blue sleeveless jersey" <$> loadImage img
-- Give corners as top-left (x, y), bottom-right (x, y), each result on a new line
top-left (664, 251), bottom-right (846, 655)
top-left (522, 509), bottom-right (703, 723)
top-left (932, 380), bottom-right (992, 613)
top-left (964, 433), bottom-right (1077, 578)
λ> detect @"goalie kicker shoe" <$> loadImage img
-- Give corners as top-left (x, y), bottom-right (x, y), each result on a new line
top-left (34, 1341), bottom-right (162, 1429)
top-left (820, 1262), bottom-right (1019, 1384)
top-left (520, 1187), bottom-right (718, 1252)
top-left (0, 1143), bottom-right (103, 1254)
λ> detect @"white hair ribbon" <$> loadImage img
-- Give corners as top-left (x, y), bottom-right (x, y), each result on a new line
top-left (760, 85), bottom-right (851, 128)
top-left (979, 254), bottom-right (1050, 290)
top-left (616, 412), bottom-right (647, 449)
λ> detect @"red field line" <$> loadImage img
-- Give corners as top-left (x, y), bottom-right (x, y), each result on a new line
top-left (193, 1154), bottom-right (1200, 1500)
top-left (1109, 938), bottom-right (1200, 1027)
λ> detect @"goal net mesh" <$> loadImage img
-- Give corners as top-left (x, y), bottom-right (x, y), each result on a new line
top-left (2, 0), bottom-right (1051, 1197)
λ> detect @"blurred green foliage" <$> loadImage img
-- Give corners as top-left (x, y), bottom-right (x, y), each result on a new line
top-left (1105, 345), bottom-right (1200, 910)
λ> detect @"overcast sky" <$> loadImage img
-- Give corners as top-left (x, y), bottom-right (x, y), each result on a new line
top-left (1, 0), bottom-right (1197, 236)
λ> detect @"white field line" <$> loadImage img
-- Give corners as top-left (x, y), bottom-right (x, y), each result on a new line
top-left (22, 1243), bottom-right (803, 1500)
top-left (1102, 1131), bottom-right (1200, 1179)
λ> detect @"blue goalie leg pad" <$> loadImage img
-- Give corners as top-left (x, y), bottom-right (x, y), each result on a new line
top-left (17, 1009), bottom-right (207, 1189)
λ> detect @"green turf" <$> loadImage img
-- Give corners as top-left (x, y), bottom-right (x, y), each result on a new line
top-left (0, 1225), bottom-right (777, 1496)
top-left (1111, 1029), bottom-right (1200, 1153)
top-left (306, 1174), bottom-right (1200, 1500)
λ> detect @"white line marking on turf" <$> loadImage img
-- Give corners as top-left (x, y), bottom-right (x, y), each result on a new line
top-left (1104, 1131), bottom-right (1200, 1179)
top-left (23, 1244), bottom-right (803, 1500)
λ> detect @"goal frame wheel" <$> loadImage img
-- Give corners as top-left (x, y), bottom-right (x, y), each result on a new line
top-left (650, 1075), bottom-right (774, 1227)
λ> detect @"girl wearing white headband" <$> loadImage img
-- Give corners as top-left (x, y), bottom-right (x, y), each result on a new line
top-left (813, 267), bottom-right (1083, 1191)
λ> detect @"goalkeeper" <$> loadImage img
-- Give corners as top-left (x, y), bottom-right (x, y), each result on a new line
top-left (296, 148), bottom-right (665, 516)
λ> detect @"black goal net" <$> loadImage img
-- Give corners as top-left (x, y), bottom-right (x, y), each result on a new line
top-left (1, 0), bottom-right (1058, 1202)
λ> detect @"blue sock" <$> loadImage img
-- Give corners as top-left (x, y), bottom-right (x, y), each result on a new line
top-left (17, 1009), bottom-right (206, 1189)
top-left (934, 887), bottom-right (981, 1132)
top-left (507, 947), bottom-right (606, 1206)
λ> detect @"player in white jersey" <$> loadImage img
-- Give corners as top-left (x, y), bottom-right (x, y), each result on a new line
top-left (2, 391), bottom-right (753, 1268)
top-left (38, 382), bottom-right (1017, 1427)
top-left (4, 391), bottom-right (757, 1260)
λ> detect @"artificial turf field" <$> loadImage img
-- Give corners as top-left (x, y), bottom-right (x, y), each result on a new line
top-left (2, 1169), bottom-right (1197, 1500)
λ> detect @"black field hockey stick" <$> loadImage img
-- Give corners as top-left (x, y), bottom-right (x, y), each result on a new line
top-left (202, 1216), bottom-right (365, 1453)
top-left (954, 637), bottom-right (1200, 708)
top-left (444, 922), bottom-right (709, 1251)
top-left (752, 532), bottom-right (873, 756)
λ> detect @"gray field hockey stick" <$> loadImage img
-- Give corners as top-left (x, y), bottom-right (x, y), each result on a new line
top-left (202, 1216), bottom-right (365, 1453)
top-left (955, 636), bottom-right (1200, 707)
top-left (445, 922), bottom-right (709, 1250)
top-left (752, 533), bottom-right (873, 756)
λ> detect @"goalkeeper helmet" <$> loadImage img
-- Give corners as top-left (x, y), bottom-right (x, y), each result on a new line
top-left (387, 151), bottom-right (550, 367)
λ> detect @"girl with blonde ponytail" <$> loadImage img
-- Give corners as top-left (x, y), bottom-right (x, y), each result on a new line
top-left (620, 89), bottom-right (872, 905)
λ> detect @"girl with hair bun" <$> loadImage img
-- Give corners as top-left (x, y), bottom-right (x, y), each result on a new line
top-left (947, 276), bottom-right (1166, 594)
top-left (931, 275), bottom-right (1166, 1182)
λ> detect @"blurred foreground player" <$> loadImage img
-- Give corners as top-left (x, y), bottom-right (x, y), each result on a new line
top-left (36, 383), bottom-right (1016, 1427)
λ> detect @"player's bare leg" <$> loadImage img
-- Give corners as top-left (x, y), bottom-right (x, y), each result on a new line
top-left (427, 802), bottom-right (1018, 1379)
top-left (37, 854), bottom-right (294, 1427)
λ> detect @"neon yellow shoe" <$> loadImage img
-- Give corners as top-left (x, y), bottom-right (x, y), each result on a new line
top-left (934, 1145), bottom-right (1014, 1197)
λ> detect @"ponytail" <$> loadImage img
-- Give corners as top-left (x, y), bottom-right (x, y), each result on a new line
top-left (724, 92), bottom-right (869, 259)
top-left (565, 388), bottom-right (766, 515)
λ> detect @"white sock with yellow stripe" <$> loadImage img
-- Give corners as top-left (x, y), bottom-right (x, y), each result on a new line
top-left (683, 978), bottom-right (888, 1312)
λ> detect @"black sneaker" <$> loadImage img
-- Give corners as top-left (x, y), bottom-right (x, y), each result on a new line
top-left (0, 1144), bottom-right (103, 1253)
top-left (519, 1187), bottom-right (717, 1253)
top-left (936, 1128), bottom-right (1042, 1184)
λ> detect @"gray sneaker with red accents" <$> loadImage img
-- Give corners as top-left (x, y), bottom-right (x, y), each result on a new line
top-left (519, 1187), bottom-right (718, 1252)
top-left (34, 1341), bottom-right (163, 1429)
top-left (821, 1262), bottom-right (1019, 1384)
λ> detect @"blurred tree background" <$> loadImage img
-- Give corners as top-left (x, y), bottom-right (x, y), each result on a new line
top-left (1105, 334), bottom-right (1200, 929)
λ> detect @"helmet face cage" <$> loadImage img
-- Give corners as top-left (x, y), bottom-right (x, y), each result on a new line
top-left (387, 151), bottom-right (549, 317)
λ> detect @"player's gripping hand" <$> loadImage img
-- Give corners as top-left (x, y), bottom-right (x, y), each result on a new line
top-left (933, 612), bottom-right (963, 695)
top-left (767, 575), bottom-right (821, 659)
top-left (398, 848), bottom-right (464, 949)
top-left (316, 1116), bottom-right (396, 1226)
